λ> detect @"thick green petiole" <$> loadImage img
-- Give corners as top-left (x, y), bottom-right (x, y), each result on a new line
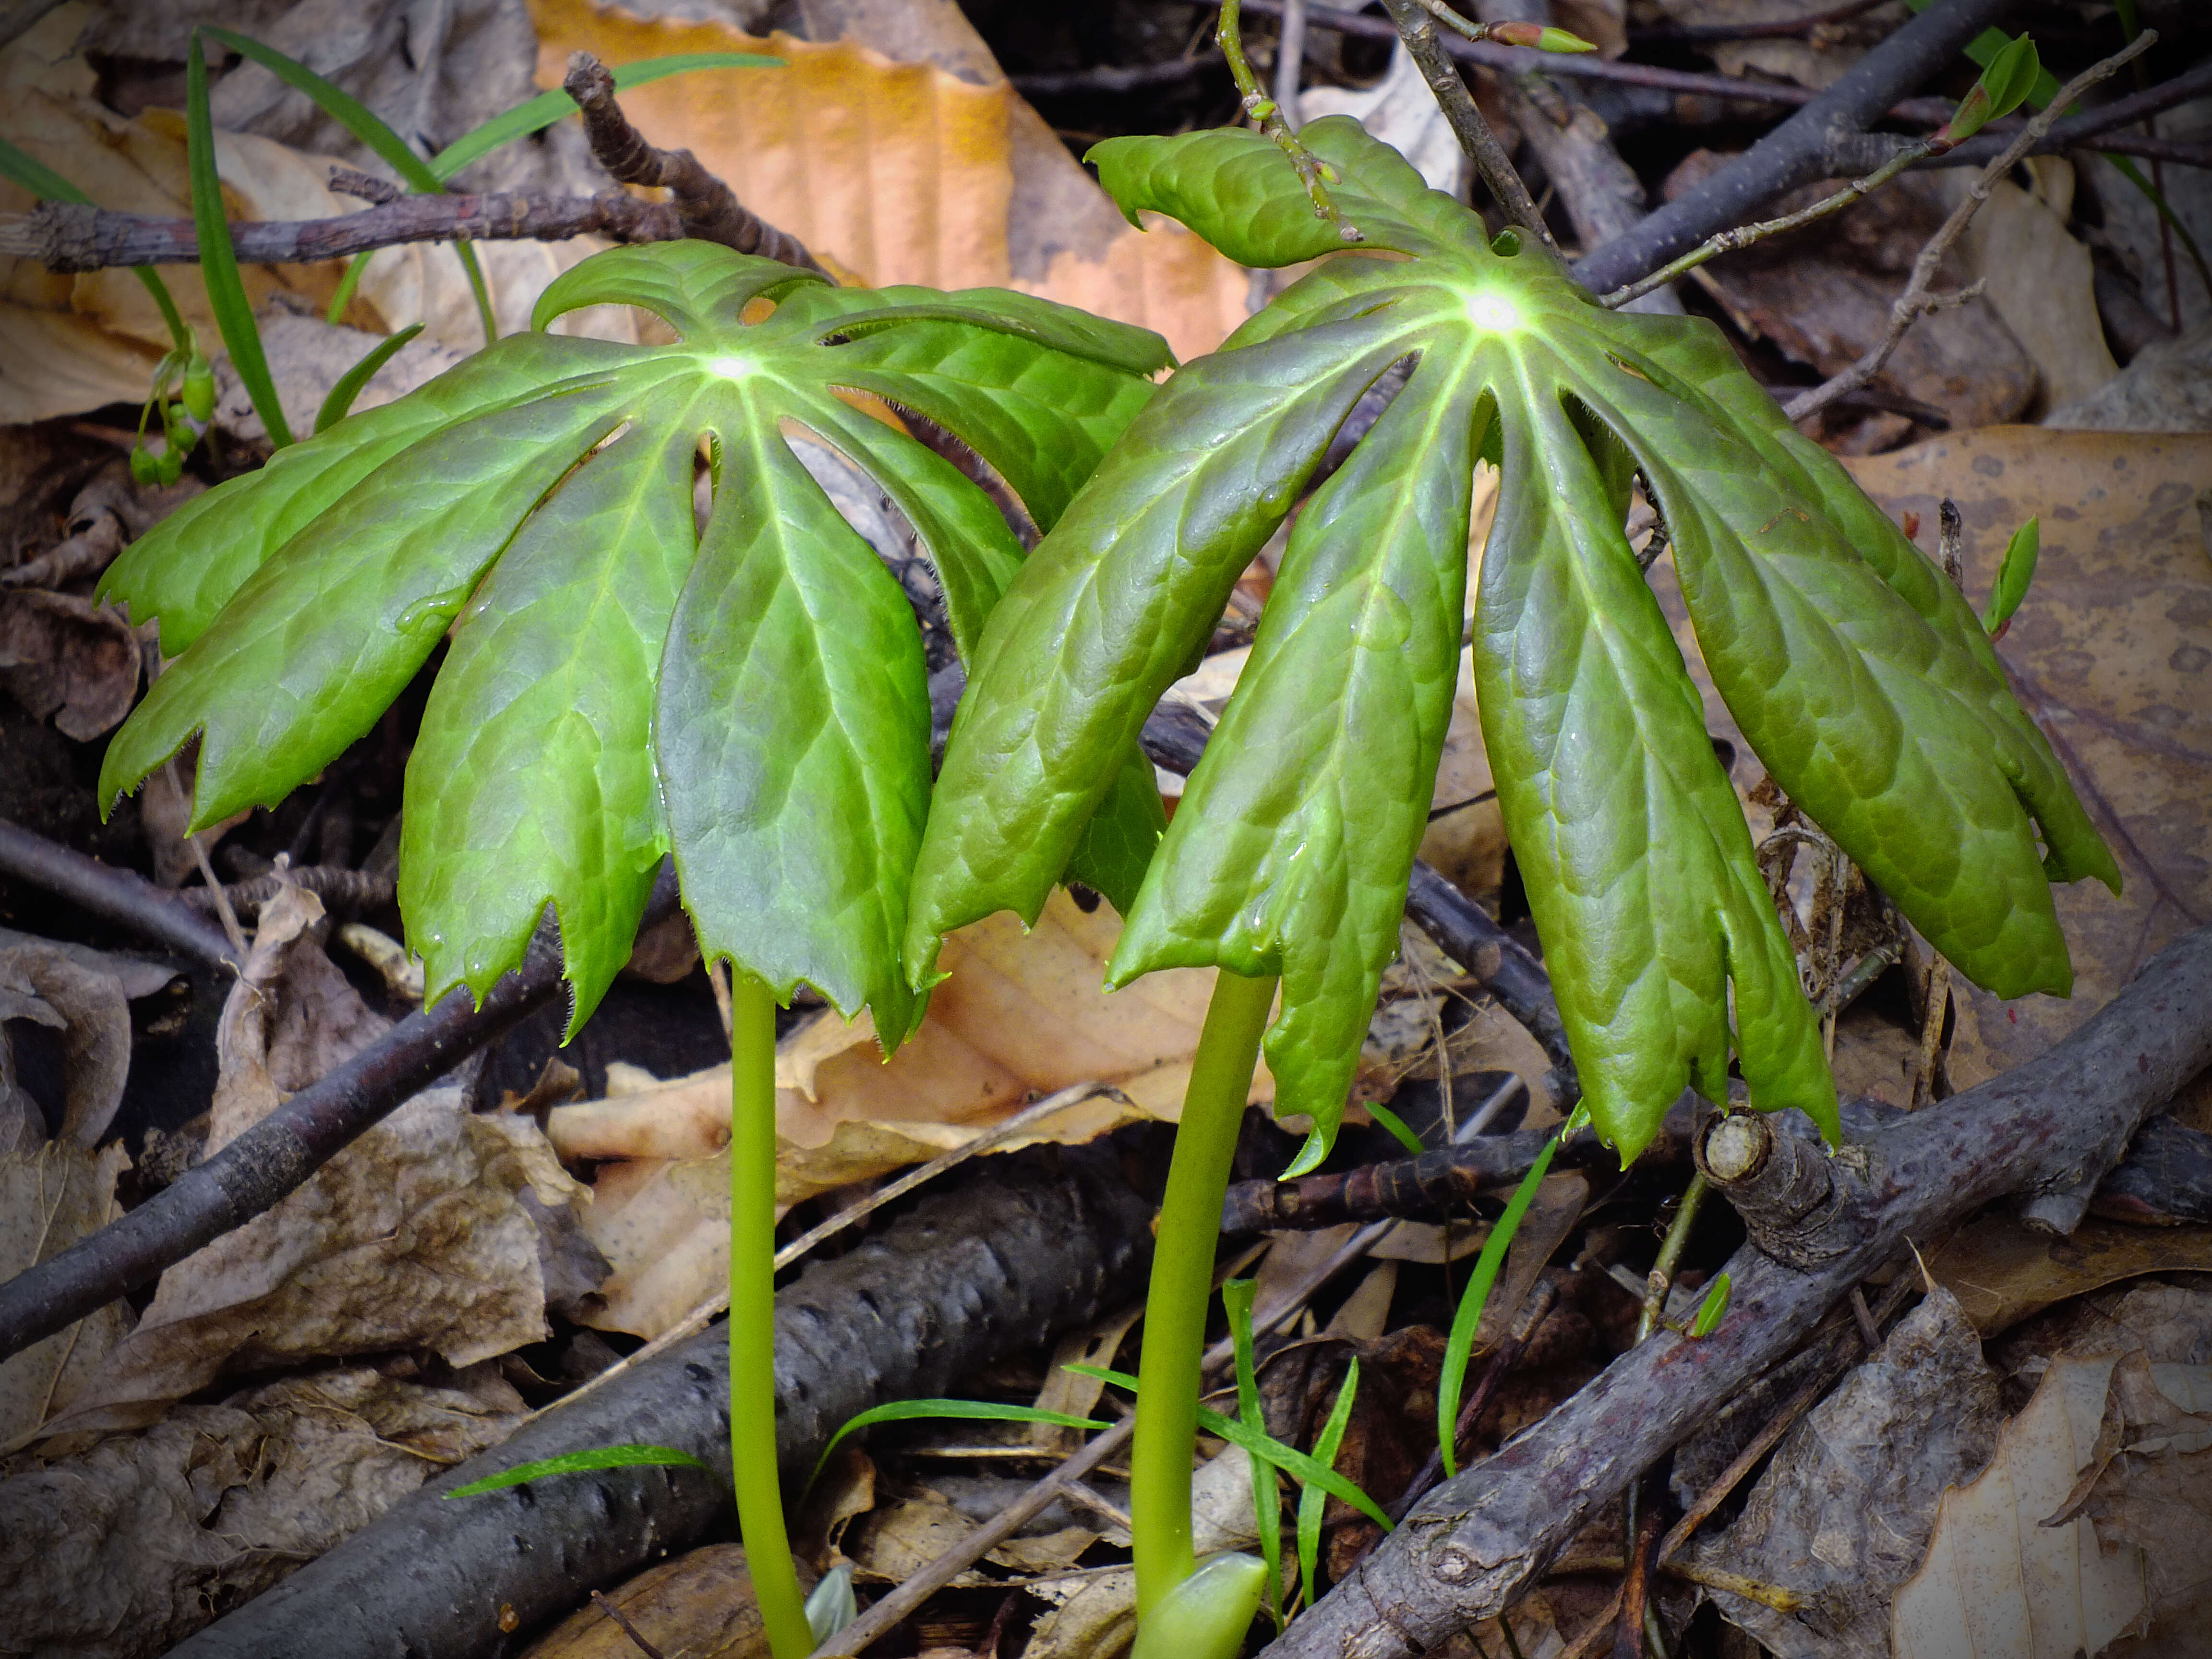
top-left (1132, 968), bottom-right (1278, 1621)
top-left (729, 971), bottom-right (815, 1659)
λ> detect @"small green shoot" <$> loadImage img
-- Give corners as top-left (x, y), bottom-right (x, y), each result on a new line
top-left (1983, 517), bottom-right (2039, 640)
top-left (1934, 32), bottom-right (2039, 148)
top-left (810, 1398), bottom-right (1111, 1488)
top-left (445, 1442), bottom-right (714, 1497)
top-left (1131, 1551), bottom-right (1270, 1659)
top-left (1065, 1362), bottom-right (1393, 1529)
top-left (1688, 1272), bottom-right (1732, 1339)
top-left (1222, 1278), bottom-right (1284, 1631)
top-left (1489, 21), bottom-right (1599, 54)
top-left (1437, 1105), bottom-right (1585, 1476)
top-left (315, 323), bottom-right (425, 433)
top-left (186, 33), bottom-right (293, 447)
top-left (1298, 1356), bottom-right (1359, 1612)
top-left (1364, 1098), bottom-right (1427, 1158)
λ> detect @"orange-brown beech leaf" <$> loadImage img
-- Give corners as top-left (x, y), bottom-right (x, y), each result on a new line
top-left (528, 0), bottom-right (1252, 361)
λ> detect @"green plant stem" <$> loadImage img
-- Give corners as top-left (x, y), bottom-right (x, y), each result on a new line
top-left (1636, 1169), bottom-right (1709, 1345)
top-left (1132, 967), bottom-right (1277, 1621)
top-left (728, 970), bottom-right (813, 1659)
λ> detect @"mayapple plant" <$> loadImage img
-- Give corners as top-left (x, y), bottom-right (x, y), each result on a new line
top-left (96, 241), bottom-right (1171, 1659)
top-left (906, 116), bottom-right (2118, 1630)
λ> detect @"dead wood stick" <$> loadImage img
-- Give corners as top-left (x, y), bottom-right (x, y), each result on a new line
top-left (1263, 922), bottom-right (2212, 1659)
top-left (0, 813), bottom-right (239, 971)
top-left (167, 1145), bottom-right (1155, 1659)
top-left (179, 863), bottom-right (397, 921)
top-left (1379, 0), bottom-right (1555, 251)
top-left (0, 867), bottom-right (682, 1365)
top-left (563, 52), bottom-right (828, 276)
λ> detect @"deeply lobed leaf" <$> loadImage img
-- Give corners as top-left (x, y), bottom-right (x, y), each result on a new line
top-left (102, 242), bottom-right (1170, 1041)
top-left (912, 119), bottom-right (2116, 1158)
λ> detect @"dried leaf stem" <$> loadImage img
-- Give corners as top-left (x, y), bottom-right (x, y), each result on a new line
top-left (1379, 0), bottom-right (1556, 252)
top-left (1785, 30), bottom-right (2157, 425)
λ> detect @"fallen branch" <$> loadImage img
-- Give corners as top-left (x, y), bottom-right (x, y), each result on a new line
top-left (1786, 31), bottom-right (2154, 425)
top-left (180, 862), bottom-right (396, 921)
top-left (1380, 0), bottom-right (1556, 251)
top-left (166, 1143), bottom-right (1157, 1658)
top-left (0, 867), bottom-right (682, 1364)
top-left (1265, 922), bottom-right (2212, 1658)
top-left (1572, 0), bottom-right (2018, 295)
top-left (0, 813), bottom-right (239, 971)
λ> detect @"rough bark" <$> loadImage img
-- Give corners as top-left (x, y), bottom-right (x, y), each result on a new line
top-left (169, 1142), bottom-right (1156, 1658)
top-left (1266, 923), bottom-right (2212, 1659)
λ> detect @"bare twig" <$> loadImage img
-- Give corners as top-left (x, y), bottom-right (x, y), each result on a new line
top-left (326, 167), bottom-right (404, 207)
top-left (563, 52), bottom-right (828, 275)
top-left (1600, 141), bottom-right (1927, 309)
top-left (589, 1590), bottom-right (668, 1659)
top-left (180, 863), bottom-right (397, 923)
top-left (1631, 0), bottom-right (1891, 45)
top-left (1275, 0), bottom-right (1308, 131)
top-left (0, 867), bottom-right (684, 1364)
top-left (1219, 0), bottom-right (1361, 242)
top-left (1786, 31), bottom-right (2158, 425)
top-left (1380, 0), bottom-right (1556, 251)
top-left (0, 190), bottom-right (684, 271)
top-left (0, 814), bottom-right (239, 970)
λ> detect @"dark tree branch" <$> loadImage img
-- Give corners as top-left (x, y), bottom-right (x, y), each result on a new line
top-left (0, 868), bottom-right (682, 1364)
top-left (180, 863), bottom-right (397, 922)
top-left (563, 51), bottom-right (828, 276)
top-left (1572, 0), bottom-right (2020, 295)
top-left (163, 1145), bottom-right (1155, 1659)
top-left (1266, 922), bottom-right (2212, 1659)
top-left (0, 815), bottom-right (240, 971)
top-left (1380, 0), bottom-right (1557, 250)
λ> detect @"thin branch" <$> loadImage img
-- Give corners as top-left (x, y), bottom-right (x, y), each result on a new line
top-left (0, 866), bottom-right (682, 1364)
top-left (1571, 0), bottom-right (2020, 295)
top-left (563, 52), bottom-right (828, 276)
top-left (1275, 0), bottom-right (1308, 131)
top-left (1380, 0), bottom-right (1557, 252)
top-left (1599, 140), bottom-right (1927, 309)
top-left (0, 190), bottom-right (683, 271)
top-left (1785, 30), bottom-right (2157, 425)
top-left (0, 814), bottom-right (240, 971)
top-left (1630, 0), bottom-right (1892, 45)
top-left (1218, 0), bottom-right (1362, 242)
top-left (180, 863), bottom-right (397, 922)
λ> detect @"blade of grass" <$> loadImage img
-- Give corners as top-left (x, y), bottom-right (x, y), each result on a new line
top-left (1065, 1362), bottom-right (1392, 1529)
top-left (186, 33), bottom-right (291, 446)
top-left (1298, 1356), bottom-right (1358, 1613)
top-left (314, 321), bottom-right (424, 432)
top-left (445, 1443), bottom-right (713, 1497)
top-left (810, 1400), bottom-right (1111, 1488)
top-left (0, 136), bottom-right (192, 351)
top-left (1365, 1098), bottom-right (1428, 1157)
top-left (1435, 1106), bottom-right (1586, 1477)
top-left (1223, 1278), bottom-right (1284, 1630)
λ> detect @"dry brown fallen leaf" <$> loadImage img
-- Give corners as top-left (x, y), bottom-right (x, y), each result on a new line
top-left (0, 589), bottom-right (151, 743)
top-left (1930, 1210), bottom-right (2212, 1337)
top-left (554, 890), bottom-right (1271, 1338)
top-left (526, 0), bottom-right (1251, 363)
top-left (1650, 0), bottom-right (1880, 92)
top-left (1839, 429), bottom-right (2212, 1087)
top-left (34, 885), bottom-right (587, 1437)
top-left (1691, 1287), bottom-right (2008, 1659)
top-left (517, 1542), bottom-right (784, 1659)
top-left (1955, 158), bottom-right (2119, 414)
top-left (0, 1142), bottom-right (131, 1449)
top-left (0, 1361), bottom-right (525, 1659)
top-left (0, 934), bottom-right (136, 1147)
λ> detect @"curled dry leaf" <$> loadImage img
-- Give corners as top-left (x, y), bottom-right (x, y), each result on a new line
top-left (1839, 430), bottom-right (2212, 1086)
top-left (1691, 1287), bottom-right (2007, 1659)
top-left (0, 589), bottom-right (151, 742)
top-left (1952, 159), bottom-right (2119, 415)
top-left (1929, 1209), bottom-right (2212, 1336)
top-left (0, 934), bottom-right (135, 1145)
top-left (0, 1361), bottom-right (524, 1659)
top-left (33, 885), bottom-right (586, 1437)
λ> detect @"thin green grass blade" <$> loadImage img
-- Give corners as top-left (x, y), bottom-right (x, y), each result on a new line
top-left (1689, 1271), bottom-right (1732, 1339)
top-left (1365, 1099), bottom-right (1426, 1157)
top-left (186, 33), bottom-right (292, 447)
top-left (314, 322), bottom-right (423, 433)
top-left (445, 1443), bottom-right (713, 1497)
top-left (200, 27), bottom-right (442, 192)
top-left (1064, 1363), bottom-right (1392, 1528)
top-left (0, 136), bottom-right (191, 350)
top-left (1224, 1279), bottom-right (1284, 1629)
top-left (1298, 1356), bottom-right (1358, 1610)
top-left (427, 53), bottom-right (781, 181)
top-left (1436, 1125), bottom-right (1563, 1477)
top-left (810, 1400), bottom-right (1111, 1487)
top-left (325, 250), bottom-right (372, 325)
